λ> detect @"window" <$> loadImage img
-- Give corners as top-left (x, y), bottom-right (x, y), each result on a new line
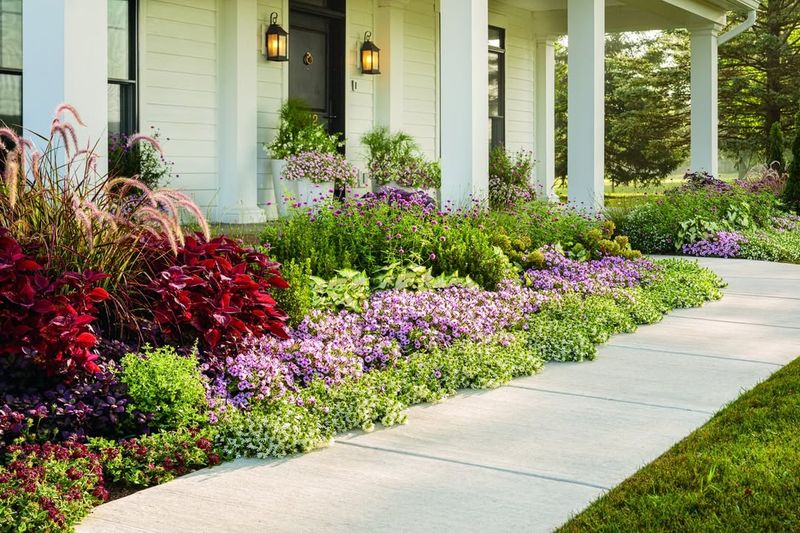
top-left (488, 26), bottom-right (505, 148)
top-left (0, 0), bottom-right (22, 132)
top-left (108, 0), bottom-right (137, 135)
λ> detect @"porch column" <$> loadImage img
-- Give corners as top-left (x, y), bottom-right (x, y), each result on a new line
top-left (22, 0), bottom-right (108, 173)
top-left (440, 0), bottom-right (489, 207)
top-left (567, 0), bottom-right (605, 211)
top-left (690, 26), bottom-right (720, 177)
top-left (216, 0), bottom-right (266, 223)
top-left (375, 0), bottom-right (409, 131)
top-left (535, 37), bottom-right (557, 201)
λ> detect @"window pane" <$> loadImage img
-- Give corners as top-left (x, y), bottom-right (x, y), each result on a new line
top-left (108, 0), bottom-right (130, 80)
top-left (0, 0), bottom-right (22, 69)
top-left (488, 51), bottom-right (500, 117)
top-left (108, 83), bottom-right (122, 134)
top-left (0, 73), bottom-right (21, 130)
top-left (488, 27), bottom-right (503, 50)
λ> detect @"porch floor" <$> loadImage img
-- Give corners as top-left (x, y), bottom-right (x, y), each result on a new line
top-left (77, 258), bottom-right (800, 533)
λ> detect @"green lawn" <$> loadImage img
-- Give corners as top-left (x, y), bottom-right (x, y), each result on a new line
top-left (558, 356), bottom-right (800, 532)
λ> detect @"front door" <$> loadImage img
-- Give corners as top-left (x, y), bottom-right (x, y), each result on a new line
top-left (289, 2), bottom-right (345, 140)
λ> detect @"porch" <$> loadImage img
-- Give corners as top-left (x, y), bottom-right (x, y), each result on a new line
top-left (17, 0), bottom-right (759, 222)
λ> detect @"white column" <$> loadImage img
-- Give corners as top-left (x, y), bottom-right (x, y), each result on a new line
top-left (375, 0), bottom-right (408, 131)
top-left (216, 0), bottom-right (266, 223)
top-left (567, 0), bottom-right (604, 212)
top-left (690, 26), bottom-right (719, 177)
top-left (22, 0), bottom-right (108, 173)
top-left (535, 37), bottom-right (557, 201)
top-left (439, 0), bottom-right (489, 208)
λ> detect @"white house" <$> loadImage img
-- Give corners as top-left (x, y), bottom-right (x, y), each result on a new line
top-left (1, 0), bottom-right (758, 222)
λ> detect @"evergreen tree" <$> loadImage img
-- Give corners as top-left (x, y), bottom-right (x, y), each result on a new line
top-left (783, 111), bottom-right (800, 212)
top-left (766, 121), bottom-right (786, 172)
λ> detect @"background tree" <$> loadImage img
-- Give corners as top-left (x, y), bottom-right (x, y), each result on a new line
top-left (719, 0), bottom-right (800, 174)
top-left (555, 33), bottom-right (690, 188)
top-left (783, 111), bottom-right (800, 212)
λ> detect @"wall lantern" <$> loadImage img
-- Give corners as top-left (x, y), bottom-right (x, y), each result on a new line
top-left (360, 31), bottom-right (381, 74)
top-left (265, 12), bottom-right (288, 62)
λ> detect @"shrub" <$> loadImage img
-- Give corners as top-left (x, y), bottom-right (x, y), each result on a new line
top-left (643, 258), bottom-right (725, 310)
top-left (783, 111), bottom-right (800, 212)
top-left (766, 121), bottom-right (786, 173)
top-left (145, 234), bottom-right (290, 356)
top-left (543, 293), bottom-right (637, 345)
top-left (271, 258), bottom-right (313, 326)
top-left (488, 147), bottom-right (535, 210)
top-left (90, 427), bottom-right (220, 488)
top-left (119, 346), bottom-right (208, 432)
top-left (309, 269), bottom-right (372, 313)
top-left (0, 441), bottom-right (107, 532)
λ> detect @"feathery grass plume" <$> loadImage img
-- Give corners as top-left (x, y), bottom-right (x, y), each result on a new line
top-left (4, 156), bottom-right (19, 209)
top-left (157, 188), bottom-right (211, 240)
top-left (126, 133), bottom-right (164, 156)
top-left (135, 206), bottom-right (179, 254)
top-left (71, 197), bottom-right (94, 248)
top-left (80, 199), bottom-right (118, 231)
top-left (105, 177), bottom-right (157, 207)
top-left (54, 103), bottom-right (86, 126)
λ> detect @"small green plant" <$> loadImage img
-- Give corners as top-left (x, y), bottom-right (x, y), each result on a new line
top-left (266, 98), bottom-right (343, 159)
top-left (271, 258), bottom-right (314, 326)
top-left (309, 269), bottom-right (372, 312)
top-left (373, 262), bottom-right (477, 291)
top-left (119, 346), bottom-right (209, 431)
top-left (488, 146), bottom-right (535, 210)
top-left (108, 129), bottom-right (173, 190)
top-left (362, 127), bottom-right (440, 188)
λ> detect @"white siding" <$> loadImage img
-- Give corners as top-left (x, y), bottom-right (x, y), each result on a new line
top-left (344, 0), bottom-right (375, 173)
top-left (140, 0), bottom-right (219, 211)
top-left (403, 0), bottom-right (438, 159)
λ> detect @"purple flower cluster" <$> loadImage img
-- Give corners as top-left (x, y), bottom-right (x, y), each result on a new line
top-left (360, 187), bottom-right (437, 212)
top-left (283, 150), bottom-right (358, 187)
top-left (523, 246), bottom-right (659, 295)
top-left (681, 231), bottom-right (745, 258)
top-left (671, 170), bottom-right (733, 194)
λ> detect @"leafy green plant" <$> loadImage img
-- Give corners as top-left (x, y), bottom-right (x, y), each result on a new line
top-left (740, 228), bottom-right (800, 264)
top-left (310, 269), bottom-right (371, 312)
top-left (118, 346), bottom-right (208, 431)
top-left (526, 316), bottom-right (597, 362)
top-left (271, 258), bottom-right (314, 326)
top-left (266, 98), bottom-right (343, 159)
top-left (373, 262), bottom-right (477, 291)
top-left (766, 121), bottom-right (786, 172)
top-left (362, 127), bottom-right (440, 188)
top-left (108, 129), bottom-right (173, 190)
top-left (489, 146), bottom-right (535, 210)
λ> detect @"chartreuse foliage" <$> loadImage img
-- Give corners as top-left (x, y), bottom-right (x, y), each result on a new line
top-left (559, 355), bottom-right (800, 533)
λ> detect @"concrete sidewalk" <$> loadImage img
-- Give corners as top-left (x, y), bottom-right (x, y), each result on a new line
top-left (78, 258), bottom-right (800, 533)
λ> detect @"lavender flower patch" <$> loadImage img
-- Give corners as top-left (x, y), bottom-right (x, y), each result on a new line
top-left (523, 246), bottom-right (660, 295)
top-left (681, 231), bottom-right (745, 258)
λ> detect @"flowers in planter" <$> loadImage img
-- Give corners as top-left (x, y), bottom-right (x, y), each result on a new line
top-left (489, 147), bottom-right (535, 210)
top-left (282, 150), bottom-right (358, 188)
top-left (362, 127), bottom-right (441, 189)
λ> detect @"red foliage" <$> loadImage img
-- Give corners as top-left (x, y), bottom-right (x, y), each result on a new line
top-left (147, 234), bottom-right (289, 352)
top-left (0, 229), bottom-right (109, 376)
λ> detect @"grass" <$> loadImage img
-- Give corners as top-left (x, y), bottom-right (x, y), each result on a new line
top-left (558, 355), bottom-right (800, 533)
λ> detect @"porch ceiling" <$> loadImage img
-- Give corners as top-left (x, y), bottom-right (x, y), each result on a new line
top-left (497, 0), bottom-right (760, 34)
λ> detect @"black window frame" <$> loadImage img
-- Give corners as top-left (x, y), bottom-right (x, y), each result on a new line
top-left (108, 0), bottom-right (138, 135)
top-left (0, 0), bottom-right (23, 133)
top-left (488, 25), bottom-right (505, 148)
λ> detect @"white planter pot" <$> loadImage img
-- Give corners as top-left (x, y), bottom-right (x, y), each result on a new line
top-left (270, 159), bottom-right (295, 217)
top-left (295, 179), bottom-right (334, 207)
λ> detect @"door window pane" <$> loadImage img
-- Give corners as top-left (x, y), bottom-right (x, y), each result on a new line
top-left (0, 0), bottom-right (22, 70)
top-left (108, 0), bottom-right (130, 80)
top-left (0, 73), bottom-right (21, 129)
top-left (489, 51), bottom-right (500, 117)
top-left (488, 26), bottom-right (505, 148)
top-left (108, 83), bottom-right (121, 134)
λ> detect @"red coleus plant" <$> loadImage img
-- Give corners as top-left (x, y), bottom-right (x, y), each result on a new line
top-left (147, 234), bottom-right (289, 352)
top-left (0, 229), bottom-right (109, 376)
